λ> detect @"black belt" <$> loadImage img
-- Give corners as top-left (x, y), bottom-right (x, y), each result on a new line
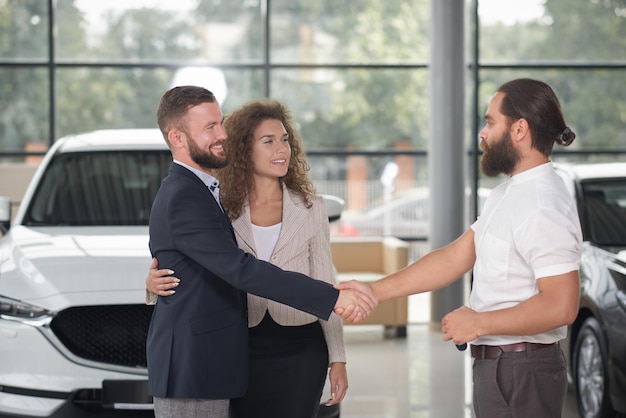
top-left (470, 342), bottom-right (556, 359)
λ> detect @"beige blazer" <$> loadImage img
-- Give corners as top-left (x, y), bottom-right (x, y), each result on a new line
top-left (232, 185), bottom-right (346, 363)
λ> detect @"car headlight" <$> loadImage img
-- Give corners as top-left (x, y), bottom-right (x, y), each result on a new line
top-left (0, 295), bottom-right (52, 325)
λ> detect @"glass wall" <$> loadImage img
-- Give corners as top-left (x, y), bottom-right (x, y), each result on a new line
top-left (2, 0), bottom-right (623, 153)
top-left (0, 0), bottom-right (625, 260)
top-left (0, 0), bottom-right (432, 152)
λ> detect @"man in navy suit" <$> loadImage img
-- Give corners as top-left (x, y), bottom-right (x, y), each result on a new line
top-left (147, 85), bottom-right (375, 417)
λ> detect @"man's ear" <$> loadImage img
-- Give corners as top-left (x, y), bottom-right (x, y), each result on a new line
top-left (511, 118), bottom-right (530, 143)
top-left (168, 129), bottom-right (183, 147)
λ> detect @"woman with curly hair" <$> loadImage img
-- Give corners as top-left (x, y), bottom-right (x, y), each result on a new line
top-left (147, 99), bottom-right (347, 418)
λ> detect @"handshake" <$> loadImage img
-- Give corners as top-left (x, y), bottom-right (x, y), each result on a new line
top-left (333, 280), bottom-right (377, 323)
top-left (146, 258), bottom-right (379, 323)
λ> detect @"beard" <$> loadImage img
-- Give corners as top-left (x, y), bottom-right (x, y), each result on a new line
top-left (187, 135), bottom-right (227, 170)
top-left (480, 130), bottom-right (520, 177)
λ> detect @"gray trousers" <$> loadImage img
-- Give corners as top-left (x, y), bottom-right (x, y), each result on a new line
top-left (472, 343), bottom-right (568, 418)
top-left (153, 397), bottom-right (229, 418)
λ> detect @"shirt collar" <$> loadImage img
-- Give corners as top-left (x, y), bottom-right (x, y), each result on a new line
top-left (509, 161), bottom-right (553, 186)
top-left (173, 159), bottom-right (220, 190)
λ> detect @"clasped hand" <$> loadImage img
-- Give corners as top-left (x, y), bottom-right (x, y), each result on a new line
top-left (333, 280), bottom-right (378, 323)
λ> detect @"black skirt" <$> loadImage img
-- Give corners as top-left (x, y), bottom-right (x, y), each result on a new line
top-left (230, 311), bottom-right (329, 418)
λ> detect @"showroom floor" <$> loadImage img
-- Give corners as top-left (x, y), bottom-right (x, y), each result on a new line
top-left (325, 294), bottom-right (581, 418)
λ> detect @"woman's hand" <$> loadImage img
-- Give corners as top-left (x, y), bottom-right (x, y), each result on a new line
top-left (146, 258), bottom-right (179, 296)
top-left (325, 362), bottom-right (348, 406)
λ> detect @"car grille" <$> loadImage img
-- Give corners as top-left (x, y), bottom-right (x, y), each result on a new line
top-left (49, 304), bottom-right (154, 368)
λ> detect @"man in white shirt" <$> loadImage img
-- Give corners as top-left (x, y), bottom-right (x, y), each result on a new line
top-left (338, 78), bottom-right (582, 417)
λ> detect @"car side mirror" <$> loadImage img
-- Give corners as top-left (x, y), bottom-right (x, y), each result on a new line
top-left (322, 194), bottom-right (345, 223)
top-left (0, 196), bottom-right (11, 234)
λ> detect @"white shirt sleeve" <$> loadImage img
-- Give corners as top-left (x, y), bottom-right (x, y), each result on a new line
top-left (514, 205), bottom-right (582, 280)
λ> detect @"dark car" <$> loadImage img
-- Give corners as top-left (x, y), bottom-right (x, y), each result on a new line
top-left (555, 162), bottom-right (626, 418)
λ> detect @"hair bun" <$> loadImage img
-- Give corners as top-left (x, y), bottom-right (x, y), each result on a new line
top-left (558, 127), bottom-right (576, 146)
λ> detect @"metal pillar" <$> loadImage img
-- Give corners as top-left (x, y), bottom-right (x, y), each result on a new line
top-left (428, 0), bottom-right (465, 324)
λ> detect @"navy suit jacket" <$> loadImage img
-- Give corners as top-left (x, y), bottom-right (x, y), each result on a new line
top-left (146, 163), bottom-right (339, 399)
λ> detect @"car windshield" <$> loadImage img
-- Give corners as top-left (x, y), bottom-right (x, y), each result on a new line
top-left (23, 151), bottom-right (171, 226)
top-left (582, 180), bottom-right (626, 246)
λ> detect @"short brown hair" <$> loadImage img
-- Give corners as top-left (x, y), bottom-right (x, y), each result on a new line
top-left (156, 86), bottom-right (217, 145)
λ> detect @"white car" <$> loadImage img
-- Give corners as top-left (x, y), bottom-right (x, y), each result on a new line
top-left (0, 129), bottom-right (169, 417)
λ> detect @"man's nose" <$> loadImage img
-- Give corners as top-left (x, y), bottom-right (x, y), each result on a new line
top-left (217, 125), bottom-right (228, 139)
top-left (478, 125), bottom-right (487, 141)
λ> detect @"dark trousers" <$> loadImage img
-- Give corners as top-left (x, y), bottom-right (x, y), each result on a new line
top-left (472, 343), bottom-right (568, 418)
top-left (230, 312), bottom-right (329, 418)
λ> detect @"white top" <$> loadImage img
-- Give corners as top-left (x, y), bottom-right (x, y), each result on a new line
top-left (470, 162), bottom-right (582, 346)
top-left (251, 223), bottom-right (281, 262)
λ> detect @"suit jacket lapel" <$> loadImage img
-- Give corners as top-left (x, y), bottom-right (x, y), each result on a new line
top-left (272, 186), bottom-right (308, 255)
top-left (233, 185), bottom-right (308, 257)
top-left (232, 207), bottom-right (256, 254)
top-left (170, 162), bottom-right (236, 239)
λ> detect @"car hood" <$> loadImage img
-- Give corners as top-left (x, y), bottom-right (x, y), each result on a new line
top-left (0, 225), bottom-right (151, 311)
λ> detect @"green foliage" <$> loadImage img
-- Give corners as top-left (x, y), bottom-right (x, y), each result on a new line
top-left (0, 1), bottom-right (50, 149)
top-left (0, 0), bottom-right (48, 58)
top-left (269, 0), bottom-right (430, 149)
top-left (478, 0), bottom-right (626, 149)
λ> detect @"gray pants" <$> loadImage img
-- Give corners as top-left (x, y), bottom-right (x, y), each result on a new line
top-left (153, 397), bottom-right (229, 418)
top-left (472, 344), bottom-right (567, 418)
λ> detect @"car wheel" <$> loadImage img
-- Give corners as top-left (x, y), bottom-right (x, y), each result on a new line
top-left (573, 317), bottom-right (614, 418)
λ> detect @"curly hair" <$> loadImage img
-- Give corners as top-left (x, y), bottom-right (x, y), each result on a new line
top-left (219, 99), bottom-right (316, 220)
